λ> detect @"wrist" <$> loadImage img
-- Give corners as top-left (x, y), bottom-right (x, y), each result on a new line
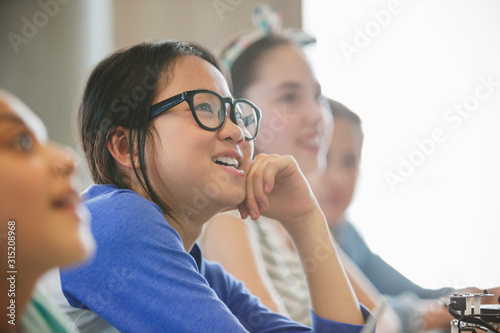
top-left (282, 206), bottom-right (327, 239)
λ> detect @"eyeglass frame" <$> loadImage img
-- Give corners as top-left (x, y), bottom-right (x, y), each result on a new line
top-left (150, 89), bottom-right (262, 140)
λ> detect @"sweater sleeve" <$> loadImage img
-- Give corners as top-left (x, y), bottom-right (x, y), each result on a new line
top-left (60, 186), bottom-right (372, 332)
top-left (202, 258), bottom-right (372, 332)
top-left (60, 188), bottom-right (250, 332)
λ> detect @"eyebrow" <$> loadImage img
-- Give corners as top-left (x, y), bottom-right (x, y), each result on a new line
top-left (275, 81), bottom-right (322, 93)
top-left (275, 82), bottom-right (302, 91)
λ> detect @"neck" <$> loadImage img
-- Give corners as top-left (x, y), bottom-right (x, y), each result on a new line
top-left (129, 182), bottom-right (200, 252)
top-left (166, 208), bottom-right (216, 253)
top-left (130, 180), bottom-right (224, 252)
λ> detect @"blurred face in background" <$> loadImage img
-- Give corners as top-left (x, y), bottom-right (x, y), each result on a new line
top-left (243, 43), bottom-right (332, 173)
top-left (311, 116), bottom-right (363, 227)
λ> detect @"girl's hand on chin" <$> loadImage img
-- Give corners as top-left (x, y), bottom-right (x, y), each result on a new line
top-left (237, 153), bottom-right (319, 229)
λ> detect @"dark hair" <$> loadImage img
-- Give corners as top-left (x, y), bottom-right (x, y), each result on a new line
top-left (328, 99), bottom-right (362, 126)
top-left (328, 98), bottom-right (364, 140)
top-left (78, 39), bottom-right (223, 216)
top-left (227, 35), bottom-right (291, 98)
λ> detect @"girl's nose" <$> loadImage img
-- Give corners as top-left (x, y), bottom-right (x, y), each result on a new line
top-left (49, 142), bottom-right (78, 177)
top-left (219, 106), bottom-right (244, 143)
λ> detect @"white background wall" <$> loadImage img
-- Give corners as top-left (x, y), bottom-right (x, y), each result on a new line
top-left (113, 0), bottom-right (301, 53)
top-left (304, 0), bottom-right (500, 289)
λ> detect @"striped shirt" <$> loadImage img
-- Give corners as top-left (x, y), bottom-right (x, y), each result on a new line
top-left (249, 217), bottom-right (312, 326)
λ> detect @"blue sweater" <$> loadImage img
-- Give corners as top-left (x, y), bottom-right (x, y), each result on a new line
top-left (60, 185), bottom-right (371, 332)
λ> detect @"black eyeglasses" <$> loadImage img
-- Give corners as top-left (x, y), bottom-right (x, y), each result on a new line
top-left (150, 89), bottom-right (261, 140)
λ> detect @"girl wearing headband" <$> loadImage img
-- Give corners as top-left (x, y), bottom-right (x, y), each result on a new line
top-left (200, 5), bottom-right (404, 331)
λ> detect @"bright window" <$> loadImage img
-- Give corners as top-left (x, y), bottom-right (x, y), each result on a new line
top-left (303, 0), bottom-right (500, 289)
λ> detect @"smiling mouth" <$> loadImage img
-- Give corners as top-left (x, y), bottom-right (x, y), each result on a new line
top-left (212, 156), bottom-right (240, 169)
top-left (298, 136), bottom-right (321, 149)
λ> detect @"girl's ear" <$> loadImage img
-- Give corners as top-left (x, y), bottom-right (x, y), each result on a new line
top-left (107, 126), bottom-right (137, 169)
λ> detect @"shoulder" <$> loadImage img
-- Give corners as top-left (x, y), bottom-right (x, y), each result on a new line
top-left (75, 185), bottom-right (184, 264)
top-left (201, 211), bottom-right (258, 248)
top-left (83, 184), bottom-right (162, 217)
top-left (199, 213), bottom-right (272, 289)
top-left (82, 184), bottom-right (172, 236)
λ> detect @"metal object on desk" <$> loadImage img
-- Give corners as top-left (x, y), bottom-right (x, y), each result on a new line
top-left (448, 290), bottom-right (500, 333)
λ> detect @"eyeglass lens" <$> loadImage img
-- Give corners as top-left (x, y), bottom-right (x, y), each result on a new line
top-left (192, 92), bottom-right (258, 138)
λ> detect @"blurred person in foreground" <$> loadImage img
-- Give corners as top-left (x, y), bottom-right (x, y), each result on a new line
top-left (0, 89), bottom-right (95, 333)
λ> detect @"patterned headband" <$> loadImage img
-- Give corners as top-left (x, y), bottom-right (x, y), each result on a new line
top-left (221, 4), bottom-right (316, 71)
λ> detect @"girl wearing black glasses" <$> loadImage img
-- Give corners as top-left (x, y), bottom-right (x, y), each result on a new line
top-left (56, 39), bottom-right (371, 332)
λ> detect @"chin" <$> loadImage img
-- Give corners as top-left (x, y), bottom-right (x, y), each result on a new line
top-left (54, 206), bottom-right (96, 267)
top-left (300, 160), bottom-right (319, 174)
top-left (229, 195), bottom-right (246, 208)
top-left (220, 191), bottom-right (246, 209)
top-left (55, 244), bottom-right (89, 268)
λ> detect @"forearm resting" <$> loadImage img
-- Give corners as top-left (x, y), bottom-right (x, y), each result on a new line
top-left (287, 208), bottom-right (364, 325)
